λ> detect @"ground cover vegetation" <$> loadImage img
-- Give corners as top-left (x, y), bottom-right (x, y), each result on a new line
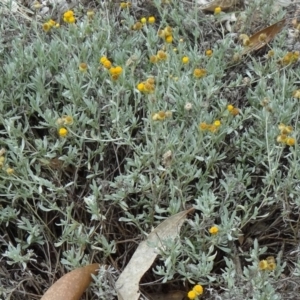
top-left (1, 0), bottom-right (300, 299)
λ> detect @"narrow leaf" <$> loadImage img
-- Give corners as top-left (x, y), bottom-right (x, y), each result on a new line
top-left (41, 263), bottom-right (99, 300)
top-left (116, 208), bottom-right (194, 300)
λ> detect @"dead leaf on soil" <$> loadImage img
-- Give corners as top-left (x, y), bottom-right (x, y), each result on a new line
top-left (41, 263), bottom-right (99, 300)
top-left (200, 0), bottom-right (239, 12)
top-left (116, 208), bottom-right (194, 300)
top-left (241, 18), bottom-right (286, 55)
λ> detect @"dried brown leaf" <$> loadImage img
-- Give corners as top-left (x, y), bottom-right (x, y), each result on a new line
top-left (241, 18), bottom-right (286, 55)
top-left (116, 208), bottom-right (194, 300)
top-left (41, 263), bottom-right (99, 300)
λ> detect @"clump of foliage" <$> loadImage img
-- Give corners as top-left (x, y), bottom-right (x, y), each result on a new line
top-left (1, 0), bottom-right (300, 299)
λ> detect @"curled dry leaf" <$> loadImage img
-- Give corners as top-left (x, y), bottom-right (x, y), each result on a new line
top-left (41, 263), bottom-right (99, 300)
top-left (241, 18), bottom-right (286, 55)
top-left (200, 0), bottom-right (239, 11)
top-left (116, 208), bottom-right (194, 300)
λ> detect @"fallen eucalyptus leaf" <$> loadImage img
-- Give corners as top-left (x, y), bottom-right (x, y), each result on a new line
top-left (116, 208), bottom-right (194, 300)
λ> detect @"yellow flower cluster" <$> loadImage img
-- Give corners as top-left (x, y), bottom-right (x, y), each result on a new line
top-left (140, 16), bottom-right (155, 24)
top-left (199, 120), bottom-right (221, 133)
top-left (187, 284), bottom-right (204, 300)
top-left (258, 256), bottom-right (276, 271)
top-left (137, 77), bottom-right (156, 93)
top-left (277, 123), bottom-right (295, 146)
top-left (158, 26), bottom-right (173, 43)
top-left (281, 51), bottom-right (299, 65)
top-left (150, 50), bottom-right (168, 63)
top-left (42, 19), bottom-right (59, 32)
top-left (63, 10), bottom-right (76, 23)
top-left (193, 68), bottom-right (207, 78)
top-left (227, 104), bottom-right (240, 116)
top-left (99, 56), bottom-right (123, 80)
top-left (152, 110), bottom-right (172, 121)
top-left (109, 66), bottom-right (123, 80)
top-left (56, 115), bottom-right (73, 138)
top-left (120, 2), bottom-right (131, 9)
top-left (100, 56), bottom-right (112, 69)
top-left (209, 226), bottom-right (219, 235)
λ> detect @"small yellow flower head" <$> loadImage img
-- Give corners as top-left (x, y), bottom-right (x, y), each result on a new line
top-left (148, 16), bottom-right (155, 24)
top-left (278, 123), bottom-right (293, 135)
top-left (6, 168), bottom-right (14, 175)
top-left (165, 110), bottom-right (172, 118)
top-left (144, 82), bottom-right (155, 93)
top-left (227, 104), bottom-right (234, 112)
top-left (277, 134), bottom-right (287, 144)
top-left (193, 68), bottom-right (207, 78)
top-left (267, 262), bottom-right (276, 271)
top-left (0, 156), bottom-right (5, 168)
top-left (267, 50), bottom-right (275, 58)
top-left (182, 56), bottom-right (189, 64)
top-left (258, 33), bottom-right (267, 42)
top-left (146, 77), bottom-right (155, 85)
top-left (231, 107), bottom-right (240, 116)
top-left (157, 50), bottom-right (167, 60)
top-left (214, 6), bottom-right (222, 14)
top-left (42, 22), bottom-right (51, 32)
top-left (32, 1), bottom-right (42, 9)
top-left (62, 115), bottom-right (74, 125)
top-left (63, 10), bottom-right (76, 23)
top-left (100, 56), bottom-right (108, 64)
top-left (48, 19), bottom-right (56, 27)
top-left (205, 49), bottom-right (213, 57)
top-left (293, 89), bottom-right (300, 98)
top-left (157, 111), bottom-right (166, 120)
top-left (165, 34), bottom-right (173, 43)
top-left (79, 63), bottom-right (88, 72)
top-left (150, 55), bottom-right (158, 63)
top-left (184, 102), bottom-right (193, 111)
top-left (109, 66), bottom-right (123, 76)
top-left (158, 29), bottom-right (166, 38)
top-left (120, 2), bottom-right (131, 9)
top-left (209, 226), bottom-right (219, 235)
top-left (137, 83), bottom-right (145, 92)
top-left (214, 120), bottom-right (221, 127)
top-left (239, 34), bottom-right (251, 46)
top-left (58, 127), bottom-right (68, 137)
top-left (259, 260), bottom-right (268, 270)
top-left (103, 60), bottom-right (112, 69)
top-left (199, 122), bottom-right (208, 131)
top-left (165, 26), bottom-right (172, 35)
top-left (266, 256), bottom-right (275, 264)
top-left (152, 113), bottom-right (159, 121)
top-left (187, 290), bottom-right (197, 300)
top-left (132, 22), bottom-right (143, 30)
top-left (87, 10), bottom-right (95, 19)
top-left (193, 284), bottom-right (203, 295)
top-left (141, 17), bottom-right (147, 24)
top-left (286, 137), bottom-right (296, 146)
